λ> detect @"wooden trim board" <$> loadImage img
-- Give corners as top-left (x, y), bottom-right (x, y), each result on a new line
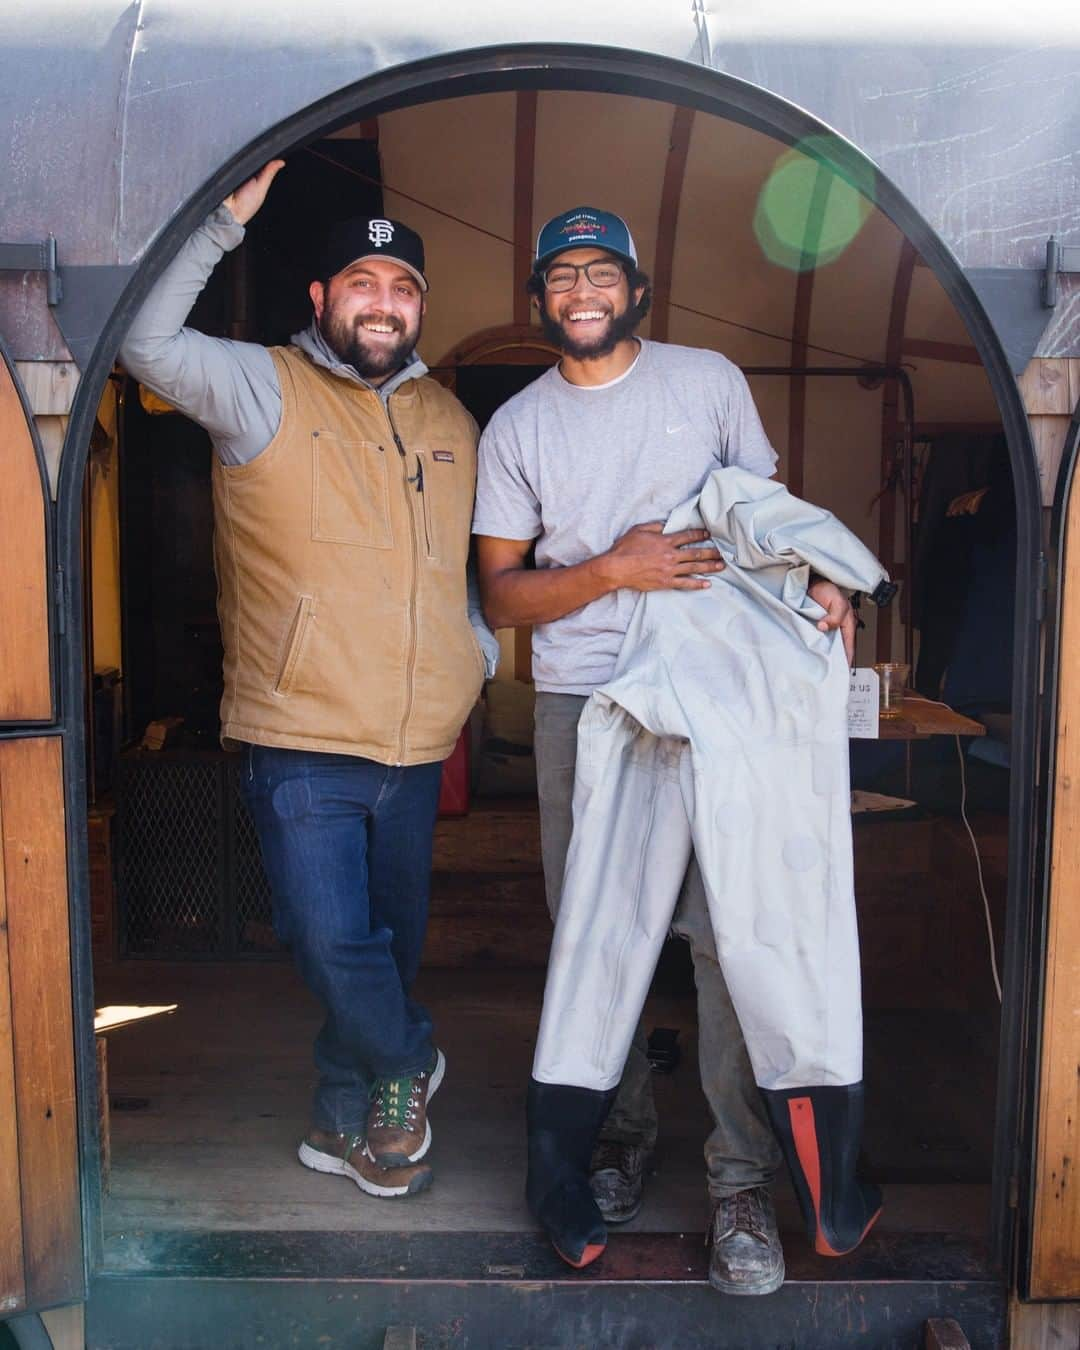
top-left (1030, 463), bottom-right (1080, 1297)
top-left (0, 352), bottom-right (52, 719)
top-left (0, 773), bottom-right (27, 1313)
top-left (0, 738), bottom-right (83, 1309)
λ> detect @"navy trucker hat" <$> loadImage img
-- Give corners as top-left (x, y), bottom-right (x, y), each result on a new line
top-left (533, 206), bottom-right (638, 272)
top-left (317, 216), bottom-right (428, 291)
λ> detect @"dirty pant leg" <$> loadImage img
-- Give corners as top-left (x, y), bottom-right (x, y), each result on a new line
top-left (533, 703), bottom-right (692, 1097)
top-left (534, 692), bottom-right (657, 1150)
top-left (670, 859), bottom-right (783, 1199)
top-left (688, 713), bottom-right (864, 1091)
top-left (240, 744), bottom-right (440, 1133)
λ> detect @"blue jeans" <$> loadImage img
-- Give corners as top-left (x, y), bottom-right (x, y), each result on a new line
top-left (241, 744), bottom-right (443, 1133)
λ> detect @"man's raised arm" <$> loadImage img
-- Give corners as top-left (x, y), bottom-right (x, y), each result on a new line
top-left (118, 161), bottom-right (285, 464)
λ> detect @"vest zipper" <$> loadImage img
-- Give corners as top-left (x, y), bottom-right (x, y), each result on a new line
top-left (386, 401), bottom-right (420, 763)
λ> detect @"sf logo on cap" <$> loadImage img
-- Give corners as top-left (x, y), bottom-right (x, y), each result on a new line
top-left (368, 219), bottom-right (394, 247)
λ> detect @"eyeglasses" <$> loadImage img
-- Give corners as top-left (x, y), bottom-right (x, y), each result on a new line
top-left (542, 260), bottom-right (625, 292)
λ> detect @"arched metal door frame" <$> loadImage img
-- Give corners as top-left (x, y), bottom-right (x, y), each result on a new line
top-left (54, 43), bottom-right (1043, 1277)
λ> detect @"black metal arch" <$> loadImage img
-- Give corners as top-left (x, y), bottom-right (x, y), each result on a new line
top-left (53, 42), bottom-right (1042, 1278)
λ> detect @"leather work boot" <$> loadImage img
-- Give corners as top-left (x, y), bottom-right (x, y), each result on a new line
top-left (366, 1048), bottom-right (446, 1166)
top-left (298, 1128), bottom-right (433, 1198)
top-left (707, 1186), bottom-right (786, 1296)
top-left (589, 1139), bottom-right (652, 1224)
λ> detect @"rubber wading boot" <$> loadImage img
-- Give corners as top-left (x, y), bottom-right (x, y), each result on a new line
top-left (761, 1082), bottom-right (882, 1256)
top-left (526, 1079), bottom-right (618, 1269)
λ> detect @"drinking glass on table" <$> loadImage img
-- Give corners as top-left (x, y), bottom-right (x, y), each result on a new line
top-left (873, 662), bottom-right (910, 720)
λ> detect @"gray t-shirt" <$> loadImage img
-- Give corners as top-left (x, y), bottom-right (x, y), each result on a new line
top-left (473, 338), bottom-right (778, 693)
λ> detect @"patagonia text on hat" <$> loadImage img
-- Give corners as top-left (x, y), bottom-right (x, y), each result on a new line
top-left (534, 206), bottom-right (637, 272)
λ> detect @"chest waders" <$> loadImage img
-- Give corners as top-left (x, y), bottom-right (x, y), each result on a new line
top-left (526, 467), bottom-right (895, 1267)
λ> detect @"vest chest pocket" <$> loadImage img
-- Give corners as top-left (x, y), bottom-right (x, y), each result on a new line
top-left (311, 433), bottom-right (392, 549)
top-left (417, 446), bottom-right (472, 566)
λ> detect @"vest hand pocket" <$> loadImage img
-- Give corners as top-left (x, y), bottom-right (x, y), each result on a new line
top-left (273, 594), bottom-right (316, 697)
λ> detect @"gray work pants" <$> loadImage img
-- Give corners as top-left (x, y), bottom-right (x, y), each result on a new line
top-left (533, 691), bottom-right (781, 1200)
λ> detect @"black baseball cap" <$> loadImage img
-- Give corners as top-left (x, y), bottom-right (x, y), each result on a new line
top-left (317, 216), bottom-right (428, 291)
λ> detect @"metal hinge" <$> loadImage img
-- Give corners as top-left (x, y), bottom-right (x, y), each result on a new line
top-left (1035, 553), bottom-right (1049, 622)
top-left (1043, 237), bottom-right (1080, 309)
top-left (55, 566), bottom-right (66, 636)
top-left (0, 236), bottom-right (61, 305)
top-left (1008, 1174), bottom-right (1019, 1209)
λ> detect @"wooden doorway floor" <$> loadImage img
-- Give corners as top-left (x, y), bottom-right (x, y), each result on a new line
top-left (93, 962), bottom-right (992, 1241)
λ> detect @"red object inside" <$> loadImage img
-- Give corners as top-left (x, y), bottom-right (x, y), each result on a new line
top-left (437, 726), bottom-right (470, 817)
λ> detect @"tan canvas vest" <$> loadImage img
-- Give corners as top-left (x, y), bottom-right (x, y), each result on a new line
top-left (212, 345), bottom-right (484, 764)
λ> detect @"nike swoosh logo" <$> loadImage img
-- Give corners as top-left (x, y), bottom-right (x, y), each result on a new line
top-left (666, 423), bottom-right (689, 435)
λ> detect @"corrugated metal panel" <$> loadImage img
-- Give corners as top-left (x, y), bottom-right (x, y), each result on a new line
top-left (1, 2), bottom-right (1079, 357)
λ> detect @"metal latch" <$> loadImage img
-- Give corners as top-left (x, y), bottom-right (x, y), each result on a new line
top-left (0, 236), bottom-right (61, 305)
top-left (1044, 237), bottom-right (1080, 309)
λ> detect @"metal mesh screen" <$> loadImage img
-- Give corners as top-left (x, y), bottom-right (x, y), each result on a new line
top-left (117, 754), bottom-right (222, 955)
top-left (117, 751), bottom-right (281, 958)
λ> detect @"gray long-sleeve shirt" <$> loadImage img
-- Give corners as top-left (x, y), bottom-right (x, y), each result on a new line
top-left (120, 206), bottom-right (499, 672)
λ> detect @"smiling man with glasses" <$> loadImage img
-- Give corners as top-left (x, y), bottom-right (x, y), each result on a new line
top-left (474, 205), bottom-right (855, 1291)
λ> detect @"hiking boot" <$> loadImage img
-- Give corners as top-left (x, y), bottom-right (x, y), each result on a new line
top-left (298, 1127), bottom-right (433, 1198)
top-left (589, 1139), bottom-right (652, 1224)
top-left (366, 1048), bottom-right (445, 1166)
top-left (707, 1186), bottom-right (785, 1296)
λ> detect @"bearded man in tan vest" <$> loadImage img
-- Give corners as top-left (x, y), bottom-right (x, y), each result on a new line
top-left (121, 162), bottom-right (497, 1200)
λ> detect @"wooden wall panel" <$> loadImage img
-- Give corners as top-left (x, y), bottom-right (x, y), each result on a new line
top-left (0, 738), bottom-right (82, 1308)
top-left (0, 782), bottom-right (27, 1313)
top-left (0, 355), bottom-right (52, 719)
top-left (1019, 358), bottom-right (1075, 416)
top-left (1010, 1297), bottom-right (1080, 1348)
top-left (1030, 462), bottom-right (1080, 1298)
top-left (1031, 416), bottom-right (1071, 508)
top-left (1020, 359), bottom-right (1080, 506)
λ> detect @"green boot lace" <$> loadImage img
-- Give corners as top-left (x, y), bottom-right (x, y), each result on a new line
top-left (371, 1074), bottom-right (419, 1130)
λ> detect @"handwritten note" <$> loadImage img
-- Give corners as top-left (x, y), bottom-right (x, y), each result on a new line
top-left (848, 668), bottom-right (880, 739)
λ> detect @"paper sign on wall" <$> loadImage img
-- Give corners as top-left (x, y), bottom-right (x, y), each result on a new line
top-left (848, 667), bottom-right (880, 739)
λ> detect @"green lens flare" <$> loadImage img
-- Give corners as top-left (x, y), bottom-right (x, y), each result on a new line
top-left (754, 136), bottom-right (876, 272)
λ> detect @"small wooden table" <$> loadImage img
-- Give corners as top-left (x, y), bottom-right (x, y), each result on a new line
top-left (876, 693), bottom-right (986, 741)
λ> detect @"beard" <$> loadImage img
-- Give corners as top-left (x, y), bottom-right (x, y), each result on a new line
top-left (539, 296), bottom-right (643, 360)
top-left (319, 303), bottom-right (420, 381)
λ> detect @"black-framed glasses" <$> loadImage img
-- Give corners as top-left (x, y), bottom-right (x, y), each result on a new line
top-left (542, 259), bottom-right (625, 292)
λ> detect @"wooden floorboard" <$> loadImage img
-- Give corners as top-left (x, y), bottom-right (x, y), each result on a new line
top-left (94, 965), bottom-right (992, 1240)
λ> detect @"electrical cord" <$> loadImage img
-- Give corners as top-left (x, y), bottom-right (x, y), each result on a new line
top-left (903, 692), bottom-right (1003, 1003)
top-left (953, 730), bottom-right (1004, 1004)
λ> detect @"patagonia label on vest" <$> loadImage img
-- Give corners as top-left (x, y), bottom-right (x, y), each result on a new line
top-left (433, 450), bottom-right (455, 463)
